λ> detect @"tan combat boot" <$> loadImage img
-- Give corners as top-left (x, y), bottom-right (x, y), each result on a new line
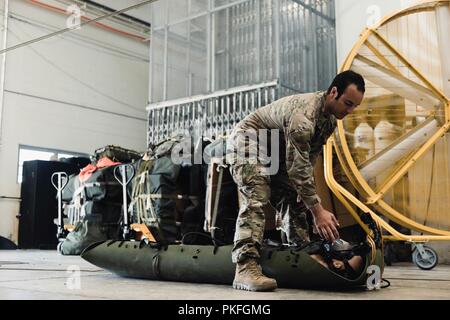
top-left (232, 259), bottom-right (277, 291)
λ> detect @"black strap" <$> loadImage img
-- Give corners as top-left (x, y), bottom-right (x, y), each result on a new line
top-left (181, 232), bottom-right (213, 245)
top-left (152, 254), bottom-right (161, 280)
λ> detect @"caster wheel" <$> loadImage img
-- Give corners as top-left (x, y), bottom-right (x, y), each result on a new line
top-left (412, 245), bottom-right (438, 270)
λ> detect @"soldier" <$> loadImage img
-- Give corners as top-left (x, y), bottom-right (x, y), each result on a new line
top-left (226, 70), bottom-right (365, 291)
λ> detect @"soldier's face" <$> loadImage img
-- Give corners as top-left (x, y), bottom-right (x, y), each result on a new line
top-left (328, 84), bottom-right (364, 120)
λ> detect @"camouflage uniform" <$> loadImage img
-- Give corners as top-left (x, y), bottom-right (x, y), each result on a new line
top-left (226, 91), bottom-right (337, 263)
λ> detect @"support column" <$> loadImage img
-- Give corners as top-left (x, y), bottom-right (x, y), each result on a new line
top-left (274, 0), bottom-right (281, 80)
top-left (0, 0), bottom-right (9, 145)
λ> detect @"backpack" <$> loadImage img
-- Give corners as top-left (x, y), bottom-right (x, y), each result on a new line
top-left (59, 164), bottom-right (126, 255)
top-left (129, 136), bottom-right (208, 244)
top-left (59, 213), bottom-right (120, 255)
top-left (92, 145), bottom-right (141, 165)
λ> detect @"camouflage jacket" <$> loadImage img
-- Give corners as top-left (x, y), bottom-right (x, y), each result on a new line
top-left (229, 91), bottom-right (337, 209)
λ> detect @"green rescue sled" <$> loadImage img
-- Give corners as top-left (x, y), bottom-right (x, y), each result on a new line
top-left (81, 240), bottom-right (384, 289)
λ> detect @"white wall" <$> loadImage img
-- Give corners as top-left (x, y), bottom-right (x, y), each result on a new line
top-left (335, 0), bottom-right (418, 68)
top-left (0, 0), bottom-right (149, 243)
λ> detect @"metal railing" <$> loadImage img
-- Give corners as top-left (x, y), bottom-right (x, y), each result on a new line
top-left (147, 80), bottom-right (298, 145)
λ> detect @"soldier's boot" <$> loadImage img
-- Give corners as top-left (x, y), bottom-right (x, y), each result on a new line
top-left (232, 258), bottom-right (277, 291)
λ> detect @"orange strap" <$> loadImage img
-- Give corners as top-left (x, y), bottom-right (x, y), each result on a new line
top-left (79, 157), bottom-right (121, 183)
top-left (131, 224), bottom-right (157, 242)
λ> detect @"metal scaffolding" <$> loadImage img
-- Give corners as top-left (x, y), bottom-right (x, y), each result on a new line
top-left (148, 80), bottom-right (299, 144)
top-left (147, 0), bottom-right (336, 145)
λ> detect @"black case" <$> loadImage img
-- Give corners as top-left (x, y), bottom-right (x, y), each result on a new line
top-left (18, 160), bottom-right (79, 249)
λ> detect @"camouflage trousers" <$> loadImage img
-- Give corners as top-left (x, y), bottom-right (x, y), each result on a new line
top-left (229, 162), bottom-right (311, 263)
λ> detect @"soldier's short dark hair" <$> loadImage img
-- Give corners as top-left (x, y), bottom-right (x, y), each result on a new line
top-left (327, 70), bottom-right (365, 99)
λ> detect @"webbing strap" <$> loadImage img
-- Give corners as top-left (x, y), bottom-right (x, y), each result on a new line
top-left (152, 254), bottom-right (161, 280)
top-left (72, 182), bottom-right (120, 199)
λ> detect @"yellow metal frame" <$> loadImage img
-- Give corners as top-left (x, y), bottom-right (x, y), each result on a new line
top-left (354, 54), bottom-right (441, 103)
top-left (364, 40), bottom-right (402, 76)
top-left (366, 122), bottom-right (450, 204)
top-left (333, 133), bottom-right (450, 236)
top-left (371, 29), bottom-right (448, 104)
top-left (325, 139), bottom-right (450, 242)
top-left (325, 1), bottom-right (450, 242)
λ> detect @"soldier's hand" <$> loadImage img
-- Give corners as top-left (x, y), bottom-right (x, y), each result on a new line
top-left (310, 205), bottom-right (340, 242)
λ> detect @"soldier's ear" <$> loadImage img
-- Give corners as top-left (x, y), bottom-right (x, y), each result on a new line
top-left (330, 86), bottom-right (338, 100)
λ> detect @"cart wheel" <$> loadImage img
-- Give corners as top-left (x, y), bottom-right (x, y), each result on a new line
top-left (412, 246), bottom-right (438, 270)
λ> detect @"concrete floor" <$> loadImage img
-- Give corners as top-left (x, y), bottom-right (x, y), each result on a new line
top-left (0, 250), bottom-right (449, 300)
